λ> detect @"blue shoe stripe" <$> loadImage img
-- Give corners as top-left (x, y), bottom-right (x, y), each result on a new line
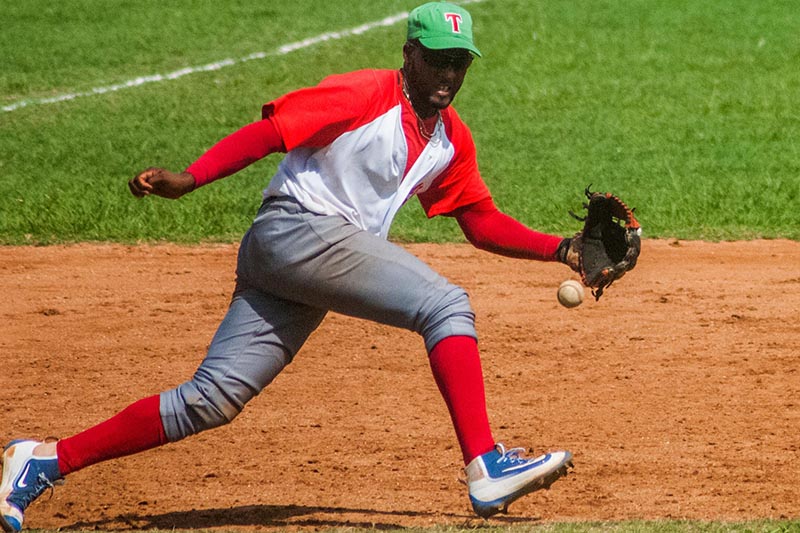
top-left (1, 514), bottom-right (22, 533)
top-left (469, 475), bottom-right (553, 519)
top-left (483, 452), bottom-right (552, 480)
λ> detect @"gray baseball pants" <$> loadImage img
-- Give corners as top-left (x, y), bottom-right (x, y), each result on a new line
top-left (160, 196), bottom-right (477, 441)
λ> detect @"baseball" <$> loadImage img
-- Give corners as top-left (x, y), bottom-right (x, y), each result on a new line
top-left (557, 280), bottom-right (584, 308)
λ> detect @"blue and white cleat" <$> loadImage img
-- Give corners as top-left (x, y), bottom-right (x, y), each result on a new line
top-left (1, 440), bottom-right (62, 532)
top-left (465, 443), bottom-right (573, 518)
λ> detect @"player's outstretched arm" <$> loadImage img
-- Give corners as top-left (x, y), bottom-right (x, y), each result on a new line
top-left (455, 198), bottom-right (566, 261)
top-left (128, 168), bottom-right (196, 199)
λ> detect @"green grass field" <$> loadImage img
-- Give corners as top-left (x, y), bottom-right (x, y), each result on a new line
top-left (2, 0), bottom-right (798, 244)
top-left (2, 3), bottom-right (800, 532)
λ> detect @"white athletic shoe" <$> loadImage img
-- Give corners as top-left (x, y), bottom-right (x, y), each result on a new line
top-left (0, 440), bottom-right (62, 532)
top-left (466, 443), bottom-right (573, 518)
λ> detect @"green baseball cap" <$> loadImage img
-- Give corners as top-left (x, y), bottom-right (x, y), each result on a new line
top-left (407, 1), bottom-right (481, 57)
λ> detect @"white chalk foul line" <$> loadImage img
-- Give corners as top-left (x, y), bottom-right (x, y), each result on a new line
top-left (3, 0), bottom-right (484, 114)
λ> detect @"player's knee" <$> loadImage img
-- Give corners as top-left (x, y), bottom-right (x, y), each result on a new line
top-left (188, 380), bottom-right (244, 428)
top-left (161, 377), bottom-right (251, 441)
top-left (418, 285), bottom-right (476, 352)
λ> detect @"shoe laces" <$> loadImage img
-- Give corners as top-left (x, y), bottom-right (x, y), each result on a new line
top-left (8, 471), bottom-right (56, 511)
top-left (459, 443), bottom-right (532, 486)
top-left (493, 443), bottom-right (529, 466)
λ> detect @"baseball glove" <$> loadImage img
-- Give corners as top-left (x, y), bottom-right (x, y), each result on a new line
top-left (557, 187), bottom-right (641, 300)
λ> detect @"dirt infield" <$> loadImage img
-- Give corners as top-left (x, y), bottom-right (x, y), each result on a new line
top-left (2, 240), bottom-right (799, 530)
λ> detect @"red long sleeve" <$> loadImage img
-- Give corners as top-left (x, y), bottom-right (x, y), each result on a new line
top-left (455, 197), bottom-right (563, 261)
top-left (186, 118), bottom-right (286, 187)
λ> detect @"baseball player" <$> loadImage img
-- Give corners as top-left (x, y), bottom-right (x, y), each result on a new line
top-left (1, 3), bottom-right (575, 530)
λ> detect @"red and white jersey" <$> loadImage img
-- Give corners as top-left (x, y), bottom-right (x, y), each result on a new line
top-left (262, 69), bottom-right (490, 238)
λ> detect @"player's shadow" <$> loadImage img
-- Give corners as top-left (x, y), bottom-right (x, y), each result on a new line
top-left (64, 504), bottom-right (455, 530)
top-left (62, 503), bottom-right (541, 530)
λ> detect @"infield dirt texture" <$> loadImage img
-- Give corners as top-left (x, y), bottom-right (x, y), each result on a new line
top-left (1, 240), bottom-right (798, 529)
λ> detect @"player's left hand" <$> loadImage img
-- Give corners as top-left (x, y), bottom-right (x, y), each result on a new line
top-left (556, 187), bottom-right (641, 300)
top-left (129, 168), bottom-right (196, 199)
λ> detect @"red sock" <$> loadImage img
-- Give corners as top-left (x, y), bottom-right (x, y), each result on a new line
top-left (428, 336), bottom-right (495, 465)
top-left (57, 394), bottom-right (168, 476)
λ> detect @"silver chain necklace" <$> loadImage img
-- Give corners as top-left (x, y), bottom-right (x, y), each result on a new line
top-left (401, 70), bottom-right (439, 140)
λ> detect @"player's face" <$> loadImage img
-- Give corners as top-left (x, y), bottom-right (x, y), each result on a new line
top-left (403, 41), bottom-right (473, 117)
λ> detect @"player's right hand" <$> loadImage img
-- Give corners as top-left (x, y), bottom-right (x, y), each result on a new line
top-left (129, 168), bottom-right (196, 199)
